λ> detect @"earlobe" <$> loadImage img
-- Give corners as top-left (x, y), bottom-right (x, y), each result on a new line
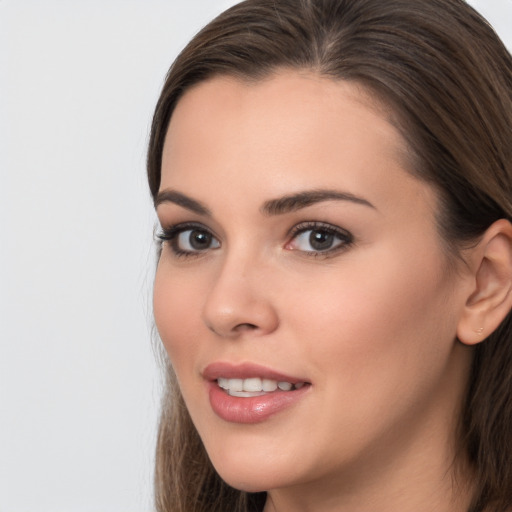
top-left (457, 219), bottom-right (512, 346)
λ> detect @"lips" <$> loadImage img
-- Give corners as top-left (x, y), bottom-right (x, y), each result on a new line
top-left (203, 362), bottom-right (311, 424)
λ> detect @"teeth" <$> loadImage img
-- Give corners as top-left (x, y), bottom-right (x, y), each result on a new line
top-left (218, 377), bottom-right (229, 390)
top-left (217, 377), bottom-right (305, 395)
top-left (228, 390), bottom-right (266, 397)
top-left (244, 377), bottom-right (263, 392)
top-left (262, 379), bottom-right (278, 392)
top-left (230, 378), bottom-right (243, 392)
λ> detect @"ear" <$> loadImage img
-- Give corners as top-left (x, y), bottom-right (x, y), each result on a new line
top-left (457, 219), bottom-right (512, 346)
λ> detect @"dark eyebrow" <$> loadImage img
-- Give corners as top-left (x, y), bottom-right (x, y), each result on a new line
top-left (261, 189), bottom-right (375, 216)
top-left (154, 189), bottom-right (212, 216)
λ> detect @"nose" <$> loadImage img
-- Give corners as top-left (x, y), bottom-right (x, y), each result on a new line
top-left (201, 255), bottom-right (279, 339)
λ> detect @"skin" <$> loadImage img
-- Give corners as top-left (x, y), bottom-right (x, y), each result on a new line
top-left (153, 72), bottom-right (478, 512)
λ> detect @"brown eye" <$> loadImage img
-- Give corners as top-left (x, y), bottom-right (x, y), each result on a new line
top-left (308, 230), bottom-right (336, 251)
top-left (175, 229), bottom-right (220, 252)
top-left (287, 223), bottom-right (352, 254)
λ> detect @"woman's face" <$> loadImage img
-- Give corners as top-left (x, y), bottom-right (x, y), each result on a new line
top-left (154, 72), bottom-right (472, 497)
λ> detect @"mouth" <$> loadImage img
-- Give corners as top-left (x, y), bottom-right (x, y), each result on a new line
top-left (203, 362), bottom-right (311, 423)
top-left (217, 377), bottom-right (308, 397)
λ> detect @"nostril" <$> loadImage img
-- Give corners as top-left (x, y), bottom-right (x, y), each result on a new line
top-left (235, 323), bottom-right (258, 331)
top-left (202, 294), bottom-right (279, 337)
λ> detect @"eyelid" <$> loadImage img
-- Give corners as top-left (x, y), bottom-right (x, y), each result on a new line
top-left (157, 221), bottom-right (218, 239)
top-left (286, 221), bottom-right (354, 256)
top-left (287, 220), bottom-right (351, 237)
top-left (157, 221), bottom-right (221, 258)
top-left (157, 220), bottom-right (353, 259)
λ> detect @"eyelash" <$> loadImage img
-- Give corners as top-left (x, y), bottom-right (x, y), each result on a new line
top-left (286, 221), bottom-right (353, 257)
top-left (157, 222), bottom-right (218, 259)
top-left (157, 221), bottom-right (353, 259)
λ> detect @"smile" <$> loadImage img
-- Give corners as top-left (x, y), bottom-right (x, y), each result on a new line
top-left (217, 377), bottom-right (306, 397)
top-left (202, 362), bottom-right (311, 423)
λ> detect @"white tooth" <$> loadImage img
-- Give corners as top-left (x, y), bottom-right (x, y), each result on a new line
top-left (243, 377), bottom-right (263, 392)
top-left (229, 378), bottom-right (244, 392)
top-left (229, 390), bottom-right (266, 397)
top-left (218, 378), bottom-right (229, 390)
top-left (294, 382), bottom-right (305, 389)
top-left (278, 381), bottom-right (293, 391)
top-left (262, 379), bottom-right (278, 392)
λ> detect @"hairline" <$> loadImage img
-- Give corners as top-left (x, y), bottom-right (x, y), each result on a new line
top-left (163, 66), bottom-right (469, 268)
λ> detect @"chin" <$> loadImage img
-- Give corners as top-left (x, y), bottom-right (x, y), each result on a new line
top-left (206, 447), bottom-right (297, 493)
top-left (215, 468), bottom-right (280, 494)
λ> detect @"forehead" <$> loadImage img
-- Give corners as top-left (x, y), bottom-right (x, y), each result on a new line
top-left (166, 72), bottom-right (404, 147)
top-left (162, 71), bottom-right (413, 189)
top-left (160, 71), bottom-right (442, 231)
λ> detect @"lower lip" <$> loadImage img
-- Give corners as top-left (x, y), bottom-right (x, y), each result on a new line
top-left (208, 382), bottom-right (310, 424)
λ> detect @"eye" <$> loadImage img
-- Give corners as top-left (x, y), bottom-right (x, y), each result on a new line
top-left (286, 222), bottom-right (353, 254)
top-left (158, 224), bottom-right (220, 256)
top-left (176, 229), bottom-right (220, 252)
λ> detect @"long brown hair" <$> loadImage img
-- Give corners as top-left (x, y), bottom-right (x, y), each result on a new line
top-left (147, 1), bottom-right (512, 511)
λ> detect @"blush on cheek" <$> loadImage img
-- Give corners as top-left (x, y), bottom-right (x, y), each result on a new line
top-left (153, 273), bottom-right (204, 365)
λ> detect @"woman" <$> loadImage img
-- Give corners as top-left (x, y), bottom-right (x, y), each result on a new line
top-left (147, 0), bottom-right (512, 511)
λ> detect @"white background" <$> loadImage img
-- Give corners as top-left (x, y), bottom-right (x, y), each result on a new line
top-left (0, 1), bottom-right (510, 511)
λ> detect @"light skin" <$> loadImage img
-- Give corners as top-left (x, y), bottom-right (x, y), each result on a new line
top-left (153, 71), bottom-right (512, 512)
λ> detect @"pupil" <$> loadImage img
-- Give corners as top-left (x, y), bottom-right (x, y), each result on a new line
top-left (190, 230), bottom-right (211, 250)
top-left (309, 230), bottom-right (333, 251)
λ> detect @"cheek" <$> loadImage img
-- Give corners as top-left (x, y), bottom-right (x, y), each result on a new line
top-left (283, 248), bottom-right (457, 391)
top-left (272, 251), bottom-right (461, 464)
top-left (153, 263), bottom-right (204, 368)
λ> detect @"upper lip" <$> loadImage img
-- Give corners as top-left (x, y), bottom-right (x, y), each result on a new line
top-left (202, 362), bottom-right (308, 384)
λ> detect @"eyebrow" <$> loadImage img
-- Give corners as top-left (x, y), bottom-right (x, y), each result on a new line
top-left (154, 189), bottom-right (212, 216)
top-left (261, 189), bottom-right (375, 215)
top-left (154, 188), bottom-right (375, 217)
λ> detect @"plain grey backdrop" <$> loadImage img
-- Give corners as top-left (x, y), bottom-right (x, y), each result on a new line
top-left (0, 1), bottom-right (511, 511)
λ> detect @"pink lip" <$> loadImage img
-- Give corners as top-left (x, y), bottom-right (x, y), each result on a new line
top-left (203, 362), bottom-right (311, 424)
top-left (202, 362), bottom-right (307, 383)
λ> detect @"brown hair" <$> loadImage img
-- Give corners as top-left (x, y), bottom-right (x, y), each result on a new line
top-left (147, 1), bottom-right (512, 511)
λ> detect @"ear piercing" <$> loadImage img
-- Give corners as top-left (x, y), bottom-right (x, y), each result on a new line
top-left (475, 327), bottom-right (484, 336)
